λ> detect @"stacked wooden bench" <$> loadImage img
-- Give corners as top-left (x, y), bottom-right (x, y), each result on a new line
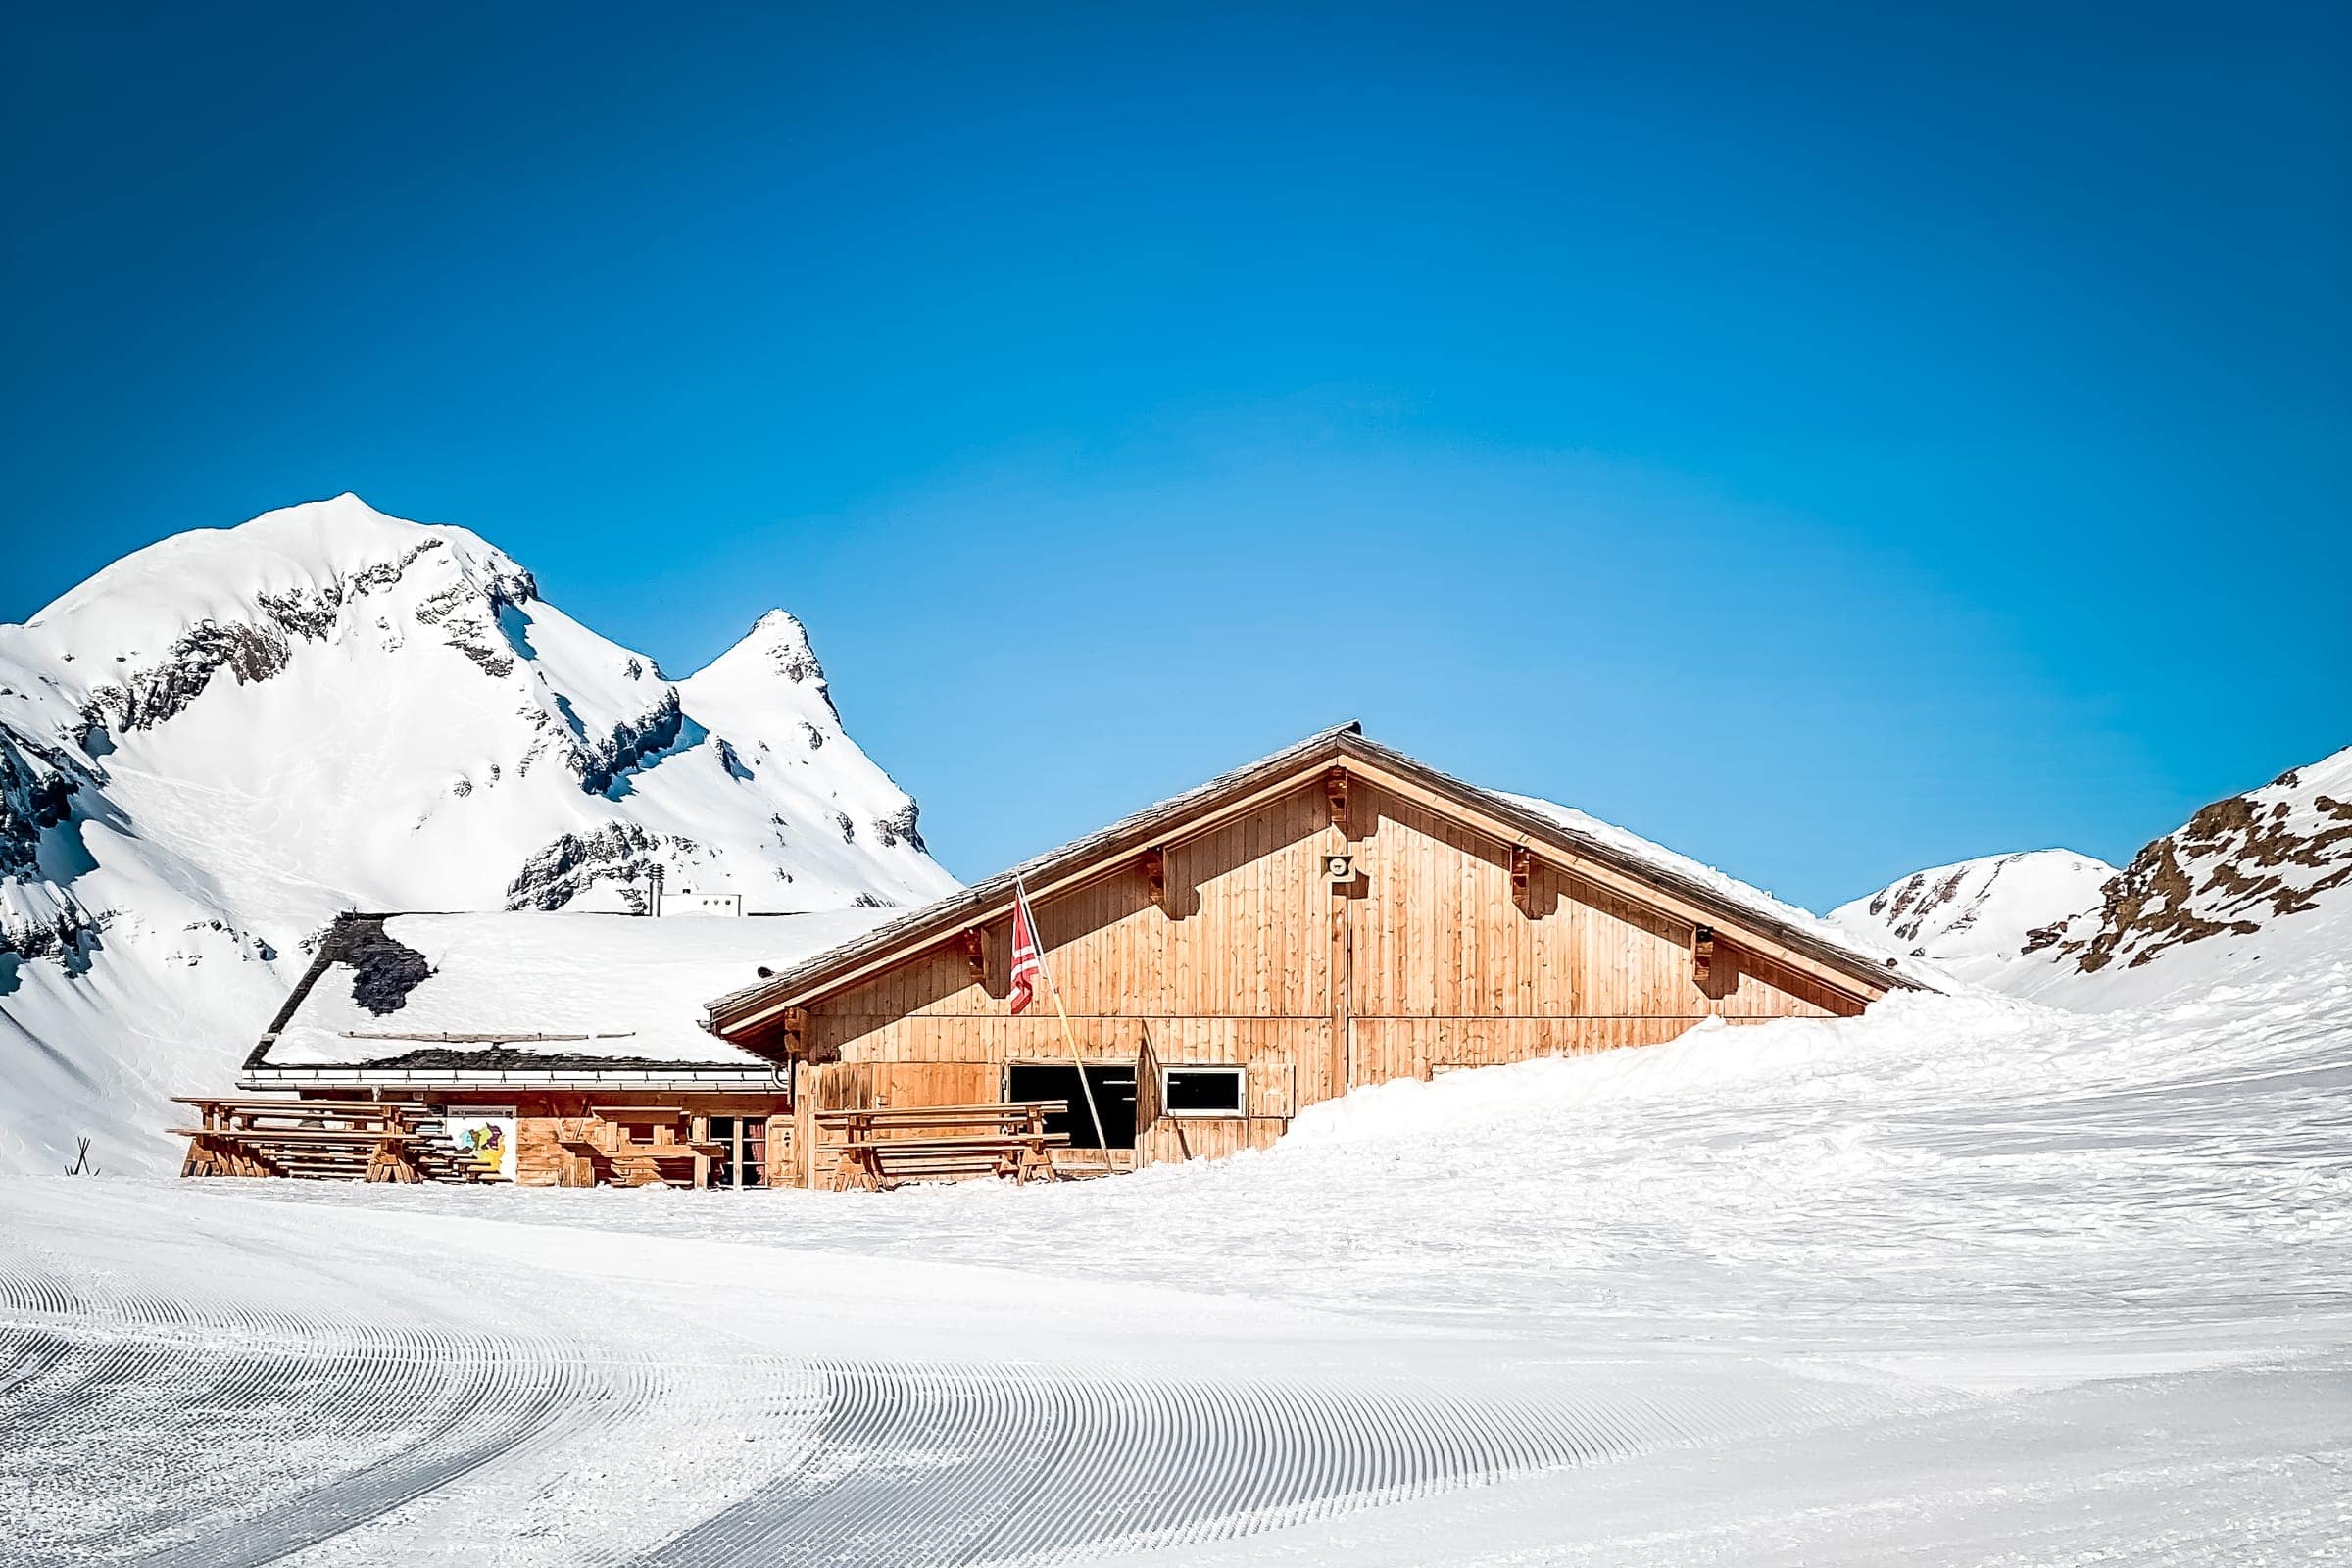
top-left (172, 1097), bottom-right (500, 1184)
top-left (818, 1100), bottom-right (1071, 1191)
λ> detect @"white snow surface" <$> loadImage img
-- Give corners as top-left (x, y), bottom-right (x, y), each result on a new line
top-left (0, 494), bottom-right (955, 1171)
top-left (5, 928), bottom-right (2346, 1564)
top-left (267, 909), bottom-right (891, 1066)
top-left (1827, 848), bottom-right (2119, 986)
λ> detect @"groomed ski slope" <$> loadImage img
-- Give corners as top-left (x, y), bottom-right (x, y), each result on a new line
top-left (3, 946), bottom-right (2348, 1566)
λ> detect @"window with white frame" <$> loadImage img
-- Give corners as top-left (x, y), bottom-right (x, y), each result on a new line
top-left (1160, 1065), bottom-right (1247, 1118)
top-left (706, 1115), bottom-right (769, 1188)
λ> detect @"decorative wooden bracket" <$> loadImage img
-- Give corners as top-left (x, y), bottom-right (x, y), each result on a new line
top-left (780, 1005), bottom-right (811, 1059)
top-left (1140, 848), bottom-right (1168, 910)
top-left (1509, 845), bottom-right (1534, 915)
top-left (1325, 769), bottom-right (1350, 837)
top-left (1691, 925), bottom-right (1716, 986)
top-left (956, 928), bottom-right (987, 981)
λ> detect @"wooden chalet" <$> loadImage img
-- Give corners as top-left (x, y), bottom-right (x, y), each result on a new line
top-left (707, 724), bottom-right (1929, 1187)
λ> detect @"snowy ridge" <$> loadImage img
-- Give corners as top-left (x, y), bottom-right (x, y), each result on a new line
top-left (1826, 849), bottom-right (2118, 987)
top-left (0, 494), bottom-right (956, 1171)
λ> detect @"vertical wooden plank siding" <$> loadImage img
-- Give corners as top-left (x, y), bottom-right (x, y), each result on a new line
top-left (799, 777), bottom-right (1866, 1184)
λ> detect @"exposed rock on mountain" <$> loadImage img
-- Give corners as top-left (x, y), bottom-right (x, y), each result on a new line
top-left (0, 494), bottom-right (957, 1171)
top-left (506, 823), bottom-right (673, 912)
top-left (1835, 745), bottom-right (2352, 1009)
top-left (1827, 850), bottom-right (2116, 988)
top-left (2019, 748), bottom-right (2352, 995)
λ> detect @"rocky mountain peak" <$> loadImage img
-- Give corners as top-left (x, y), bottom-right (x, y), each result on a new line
top-left (4, 494), bottom-right (548, 746)
top-left (708, 608), bottom-right (830, 685)
top-left (2032, 747), bottom-right (2352, 977)
top-left (1, 497), bottom-right (959, 1171)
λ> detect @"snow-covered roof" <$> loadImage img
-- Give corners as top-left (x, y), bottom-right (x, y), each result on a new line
top-left (249, 908), bottom-right (894, 1084)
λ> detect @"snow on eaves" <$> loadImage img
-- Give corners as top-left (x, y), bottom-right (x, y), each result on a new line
top-left (1502, 792), bottom-right (1956, 992)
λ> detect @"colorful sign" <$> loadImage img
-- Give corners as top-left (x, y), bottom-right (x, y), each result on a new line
top-left (445, 1112), bottom-right (516, 1181)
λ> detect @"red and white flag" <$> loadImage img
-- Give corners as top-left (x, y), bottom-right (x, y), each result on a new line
top-left (1007, 885), bottom-right (1044, 1015)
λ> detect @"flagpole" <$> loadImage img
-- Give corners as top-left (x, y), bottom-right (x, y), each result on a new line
top-left (1017, 877), bottom-right (1110, 1159)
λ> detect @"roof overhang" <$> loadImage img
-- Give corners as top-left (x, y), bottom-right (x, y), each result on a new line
top-left (705, 724), bottom-right (1927, 1040)
top-left (239, 1064), bottom-right (789, 1093)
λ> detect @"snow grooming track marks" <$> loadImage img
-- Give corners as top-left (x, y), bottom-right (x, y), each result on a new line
top-left (0, 1185), bottom-right (733, 1568)
top-left (0, 1322), bottom-right (586, 1568)
top-left (0, 1263), bottom-right (592, 1567)
top-left (636, 1356), bottom-right (1946, 1568)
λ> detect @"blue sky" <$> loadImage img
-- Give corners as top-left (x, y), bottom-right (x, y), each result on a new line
top-left (6, 2), bottom-right (2346, 907)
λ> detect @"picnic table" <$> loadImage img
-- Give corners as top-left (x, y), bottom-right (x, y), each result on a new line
top-left (815, 1101), bottom-right (1071, 1191)
top-left (556, 1104), bottom-right (729, 1187)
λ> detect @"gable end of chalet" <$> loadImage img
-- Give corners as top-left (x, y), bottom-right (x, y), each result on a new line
top-left (705, 727), bottom-right (1926, 1062)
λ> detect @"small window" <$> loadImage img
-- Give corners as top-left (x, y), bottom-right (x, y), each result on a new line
top-left (1160, 1066), bottom-right (1246, 1118)
top-left (708, 1115), bottom-right (769, 1189)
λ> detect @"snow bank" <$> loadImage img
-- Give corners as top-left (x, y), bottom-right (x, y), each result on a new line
top-left (1283, 993), bottom-right (2041, 1151)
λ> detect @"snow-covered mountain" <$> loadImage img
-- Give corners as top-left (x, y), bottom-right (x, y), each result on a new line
top-left (2004, 746), bottom-right (2352, 1008)
top-left (1833, 746), bottom-right (2352, 1009)
top-left (0, 494), bottom-right (956, 1171)
top-left (1826, 850), bottom-right (2117, 987)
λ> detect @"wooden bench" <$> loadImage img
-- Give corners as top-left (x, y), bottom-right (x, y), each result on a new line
top-left (815, 1102), bottom-right (1071, 1191)
top-left (172, 1097), bottom-right (503, 1184)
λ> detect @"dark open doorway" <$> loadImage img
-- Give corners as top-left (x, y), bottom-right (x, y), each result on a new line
top-left (1005, 1061), bottom-right (1137, 1151)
